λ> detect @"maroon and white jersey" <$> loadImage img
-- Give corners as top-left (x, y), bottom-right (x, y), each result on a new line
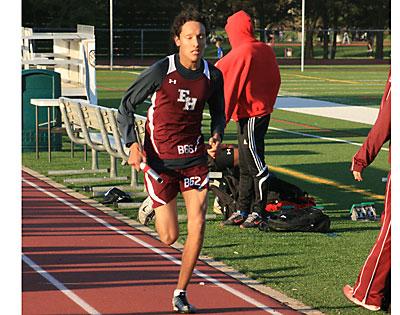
top-left (146, 54), bottom-right (211, 160)
top-left (118, 54), bottom-right (225, 170)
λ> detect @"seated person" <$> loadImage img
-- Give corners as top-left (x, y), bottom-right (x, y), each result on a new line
top-left (207, 143), bottom-right (238, 172)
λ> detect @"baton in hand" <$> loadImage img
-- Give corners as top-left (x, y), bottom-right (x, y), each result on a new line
top-left (140, 162), bottom-right (163, 183)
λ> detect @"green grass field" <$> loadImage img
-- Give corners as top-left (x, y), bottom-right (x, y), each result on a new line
top-left (279, 65), bottom-right (389, 106)
top-left (22, 64), bottom-right (391, 314)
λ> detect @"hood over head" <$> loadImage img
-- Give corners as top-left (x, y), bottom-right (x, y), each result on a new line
top-left (225, 10), bottom-right (255, 48)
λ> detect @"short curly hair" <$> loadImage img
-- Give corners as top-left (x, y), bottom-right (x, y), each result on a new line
top-left (170, 6), bottom-right (207, 39)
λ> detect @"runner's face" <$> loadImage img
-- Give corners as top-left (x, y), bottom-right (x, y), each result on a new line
top-left (175, 21), bottom-right (206, 69)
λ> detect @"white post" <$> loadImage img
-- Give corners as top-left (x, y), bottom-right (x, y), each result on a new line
top-left (110, 0), bottom-right (113, 70)
top-left (83, 39), bottom-right (98, 104)
top-left (301, 0), bottom-right (305, 72)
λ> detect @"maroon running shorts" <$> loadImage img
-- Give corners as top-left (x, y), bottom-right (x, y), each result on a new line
top-left (144, 164), bottom-right (209, 208)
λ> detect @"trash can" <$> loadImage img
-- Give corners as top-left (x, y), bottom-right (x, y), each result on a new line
top-left (22, 69), bottom-right (62, 152)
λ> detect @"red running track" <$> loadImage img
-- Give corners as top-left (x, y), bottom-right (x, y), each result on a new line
top-left (22, 170), bottom-right (305, 315)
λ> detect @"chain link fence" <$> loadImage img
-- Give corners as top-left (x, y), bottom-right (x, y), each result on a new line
top-left (97, 28), bottom-right (391, 64)
top-left (27, 27), bottom-right (391, 66)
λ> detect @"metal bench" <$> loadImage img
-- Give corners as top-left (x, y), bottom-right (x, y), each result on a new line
top-left (59, 97), bottom-right (146, 187)
top-left (59, 97), bottom-right (101, 171)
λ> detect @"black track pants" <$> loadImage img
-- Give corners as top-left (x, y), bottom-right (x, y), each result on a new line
top-left (236, 115), bottom-right (270, 215)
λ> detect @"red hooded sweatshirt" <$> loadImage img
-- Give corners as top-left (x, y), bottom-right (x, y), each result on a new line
top-left (216, 10), bottom-right (281, 123)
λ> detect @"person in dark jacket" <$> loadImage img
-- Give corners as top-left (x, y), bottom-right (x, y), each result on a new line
top-left (343, 71), bottom-right (391, 312)
top-left (216, 10), bottom-right (281, 228)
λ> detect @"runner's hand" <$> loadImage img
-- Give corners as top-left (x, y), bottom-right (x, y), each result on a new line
top-left (128, 143), bottom-right (146, 171)
top-left (208, 134), bottom-right (221, 159)
top-left (353, 170), bottom-right (363, 182)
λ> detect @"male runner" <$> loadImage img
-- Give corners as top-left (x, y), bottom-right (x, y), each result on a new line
top-left (216, 10), bottom-right (281, 228)
top-left (117, 8), bottom-right (225, 314)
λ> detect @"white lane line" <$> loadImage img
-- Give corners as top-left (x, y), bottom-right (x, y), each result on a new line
top-left (194, 269), bottom-right (282, 313)
top-left (269, 126), bottom-right (389, 151)
top-left (128, 71), bottom-right (143, 75)
top-left (22, 177), bottom-right (284, 315)
top-left (22, 254), bottom-right (101, 315)
top-left (202, 112), bottom-right (388, 151)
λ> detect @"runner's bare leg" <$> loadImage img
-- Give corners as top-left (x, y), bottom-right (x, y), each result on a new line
top-left (154, 197), bottom-right (179, 245)
top-left (177, 189), bottom-right (207, 289)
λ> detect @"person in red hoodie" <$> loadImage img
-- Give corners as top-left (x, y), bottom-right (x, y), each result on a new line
top-left (342, 71), bottom-right (391, 311)
top-left (216, 10), bottom-right (281, 228)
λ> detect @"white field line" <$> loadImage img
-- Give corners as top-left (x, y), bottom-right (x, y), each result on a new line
top-left (281, 85), bottom-right (383, 87)
top-left (268, 126), bottom-right (389, 151)
top-left (22, 253), bottom-right (101, 315)
top-left (276, 90), bottom-right (308, 97)
top-left (201, 112), bottom-right (388, 152)
top-left (128, 71), bottom-right (143, 75)
top-left (22, 177), bottom-right (285, 315)
top-left (281, 79), bottom-right (385, 82)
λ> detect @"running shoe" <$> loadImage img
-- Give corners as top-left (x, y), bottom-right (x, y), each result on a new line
top-left (212, 197), bottom-right (223, 215)
top-left (137, 196), bottom-right (155, 225)
top-left (172, 291), bottom-right (196, 314)
top-left (220, 211), bottom-right (247, 226)
top-left (240, 212), bottom-right (263, 228)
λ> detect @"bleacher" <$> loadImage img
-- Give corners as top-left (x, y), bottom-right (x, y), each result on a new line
top-left (55, 97), bottom-right (146, 190)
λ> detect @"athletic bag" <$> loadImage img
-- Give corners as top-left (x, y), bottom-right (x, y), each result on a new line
top-left (103, 187), bottom-right (132, 204)
top-left (264, 175), bottom-right (316, 212)
top-left (209, 173), bottom-right (239, 219)
top-left (209, 171), bottom-right (315, 219)
top-left (258, 206), bottom-right (331, 233)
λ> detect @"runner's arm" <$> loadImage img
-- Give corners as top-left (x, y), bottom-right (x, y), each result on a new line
top-left (351, 73), bottom-right (391, 179)
top-left (207, 66), bottom-right (226, 159)
top-left (117, 59), bottom-right (168, 147)
top-left (207, 66), bottom-right (226, 141)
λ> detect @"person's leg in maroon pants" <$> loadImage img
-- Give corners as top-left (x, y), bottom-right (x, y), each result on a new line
top-left (343, 173), bottom-right (391, 311)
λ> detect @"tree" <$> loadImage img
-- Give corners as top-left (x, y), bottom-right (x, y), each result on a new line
top-left (23, 0), bottom-right (97, 28)
top-left (347, 0), bottom-right (390, 60)
top-left (22, 0), bottom-right (390, 60)
top-left (304, 0), bottom-right (320, 59)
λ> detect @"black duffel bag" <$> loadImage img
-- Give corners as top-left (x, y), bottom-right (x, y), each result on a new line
top-left (259, 206), bottom-right (331, 233)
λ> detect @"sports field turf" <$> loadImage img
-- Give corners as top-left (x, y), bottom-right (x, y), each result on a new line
top-left (22, 64), bottom-right (390, 314)
top-left (279, 65), bottom-right (389, 107)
